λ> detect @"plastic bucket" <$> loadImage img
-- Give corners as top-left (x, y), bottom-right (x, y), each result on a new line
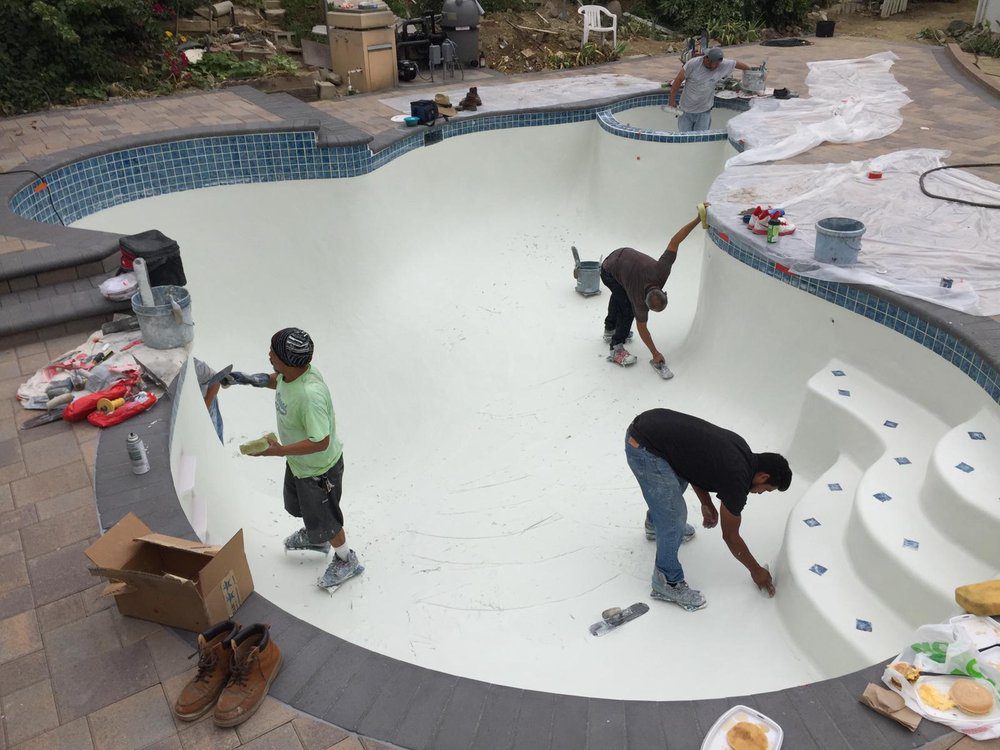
top-left (816, 20), bottom-right (836, 37)
top-left (131, 285), bottom-right (194, 350)
top-left (814, 217), bottom-right (865, 266)
top-left (741, 68), bottom-right (767, 94)
top-left (575, 261), bottom-right (602, 296)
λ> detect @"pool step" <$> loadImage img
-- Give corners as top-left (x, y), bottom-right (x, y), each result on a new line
top-left (0, 257), bottom-right (127, 346)
top-left (777, 359), bottom-right (995, 673)
top-left (918, 407), bottom-right (1000, 563)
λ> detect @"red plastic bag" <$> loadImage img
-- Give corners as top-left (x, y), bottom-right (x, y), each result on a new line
top-left (63, 383), bottom-right (131, 422)
top-left (87, 391), bottom-right (157, 428)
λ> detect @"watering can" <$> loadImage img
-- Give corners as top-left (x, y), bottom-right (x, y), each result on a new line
top-left (571, 246), bottom-right (602, 297)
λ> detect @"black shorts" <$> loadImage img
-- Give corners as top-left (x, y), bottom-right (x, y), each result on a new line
top-left (283, 456), bottom-right (345, 544)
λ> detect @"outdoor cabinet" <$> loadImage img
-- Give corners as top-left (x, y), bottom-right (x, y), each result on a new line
top-left (328, 26), bottom-right (398, 94)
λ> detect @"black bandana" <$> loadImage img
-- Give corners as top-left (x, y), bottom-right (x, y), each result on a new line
top-left (271, 328), bottom-right (314, 367)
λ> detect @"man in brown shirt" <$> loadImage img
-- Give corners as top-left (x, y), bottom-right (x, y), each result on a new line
top-left (600, 209), bottom-right (704, 378)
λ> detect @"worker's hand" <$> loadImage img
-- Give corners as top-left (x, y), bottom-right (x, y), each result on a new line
top-left (701, 504), bottom-right (718, 529)
top-left (255, 435), bottom-right (283, 458)
top-left (752, 565), bottom-right (775, 597)
top-left (651, 351), bottom-right (665, 365)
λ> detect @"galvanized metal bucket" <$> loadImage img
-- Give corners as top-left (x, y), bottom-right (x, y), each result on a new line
top-left (571, 246), bottom-right (602, 297)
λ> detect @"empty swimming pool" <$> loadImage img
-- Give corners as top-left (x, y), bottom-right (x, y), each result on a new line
top-left (71, 112), bottom-right (1000, 702)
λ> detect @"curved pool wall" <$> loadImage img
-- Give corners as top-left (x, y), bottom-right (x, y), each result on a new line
top-left (62, 101), bottom-right (1000, 705)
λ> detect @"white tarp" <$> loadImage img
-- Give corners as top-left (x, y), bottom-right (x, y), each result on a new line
top-left (707, 149), bottom-right (1000, 316)
top-left (726, 51), bottom-right (912, 167)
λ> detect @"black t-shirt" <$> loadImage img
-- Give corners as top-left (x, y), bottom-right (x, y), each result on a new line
top-left (628, 408), bottom-right (757, 516)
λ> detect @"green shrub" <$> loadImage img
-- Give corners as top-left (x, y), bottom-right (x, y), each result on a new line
top-left (656, 0), bottom-right (809, 35)
top-left (188, 52), bottom-right (300, 85)
top-left (961, 23), bottom-right (1000, 57)
top-left (0, 0), bottom-right (162, 114)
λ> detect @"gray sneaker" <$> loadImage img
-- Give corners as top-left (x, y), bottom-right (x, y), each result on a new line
top-left (644, 518), bottom-right (696, 543)
top-left (650, 571), bottom-right (706, 611)
top-left (283, 528), bottom-right (330, 554)
top-left (603, 329), bottom-right (633, 343)
top-left (317, 550), bottom-right (364, 590)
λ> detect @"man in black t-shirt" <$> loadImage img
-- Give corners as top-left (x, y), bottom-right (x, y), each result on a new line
top-left (625, 408), bottom-right (792, 611)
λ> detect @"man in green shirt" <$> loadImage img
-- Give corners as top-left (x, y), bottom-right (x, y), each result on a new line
top-left (252, 327), bottom-right (363, 590)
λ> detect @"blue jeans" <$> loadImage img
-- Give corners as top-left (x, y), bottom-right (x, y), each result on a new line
top-left (678, 109), bottom-right (712, 132)
top-left (208, 398), bottom-right (224, 443)
top-left (625, 434), bottom-right (689, 583)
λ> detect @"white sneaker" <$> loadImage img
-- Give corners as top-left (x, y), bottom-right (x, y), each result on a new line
top-left (607, 344), bottom-right (637, 367)
top-left (603, 329), bottom-right (633, 343)
top-left (651, 360), bottom-right (674, 379)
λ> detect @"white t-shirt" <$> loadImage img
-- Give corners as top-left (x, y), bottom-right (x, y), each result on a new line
top-left (679, 57), bottom-right (737, 114)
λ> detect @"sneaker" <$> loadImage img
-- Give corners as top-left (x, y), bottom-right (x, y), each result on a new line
top-left (603, 328), bottom-right (633, 343)
top-left (283, 528), bottom-right (330, 554)
top-left (317, 549), bottom-right (364, 589)
top-left (644, 519), bottom-right (695, 542)
top-left (650, 572), bottom-right (707, 611)
top-left (651, 360), bottom-right (674, 380)
top-left (607, 344), bottom-right (637, 367)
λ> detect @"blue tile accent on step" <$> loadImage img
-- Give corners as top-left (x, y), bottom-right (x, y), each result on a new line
top-left (809, 564), bottom-right (828, 576)
top-left (803, 517), bottom-right (821, 527)
top-left (894, 456), bottom-right (911, 465)
top-left (827, 483), bottom-right (842, 492)
top-left (902, 539), bottom-right (920, 550)
top-left (884, 420), bottom-right (899, 428)
top-left (838, 389), bottom-right (851, 397)
top-left (956, 462), bottom-right (974, 473)
top-left (968, 431), bottom-right (986, 440)
top-left (831, 369), bottom-right (846, 376)
top-left (856, 619), bottom-right (873, 632)
top-left (873, 492), bottom-right (892, 502)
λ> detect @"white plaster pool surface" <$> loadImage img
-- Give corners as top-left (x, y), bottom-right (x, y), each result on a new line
top-left (613, 103), bottom-right (739, 133)
top-left (76, 121), bottom-right (1000, 701)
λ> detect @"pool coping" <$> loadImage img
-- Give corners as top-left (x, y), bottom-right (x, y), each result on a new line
top-left (7, 86), bottom-right (992, 749)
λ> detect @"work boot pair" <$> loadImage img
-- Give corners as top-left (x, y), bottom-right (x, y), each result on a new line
top-left (173, 621), bottom-right (283, 727)
top-left (457, 86), bottom-right (482, 111)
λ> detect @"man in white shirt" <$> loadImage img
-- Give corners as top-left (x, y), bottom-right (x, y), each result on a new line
top-left (668, 47), bottom-right (753, 132)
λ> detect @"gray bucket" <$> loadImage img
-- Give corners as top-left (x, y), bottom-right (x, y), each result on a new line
top-left (131, 285), bottom-right (194, 350)
top-left (814, 217), bottom-right (866, 266)
top-left (571, 246), bottom-right (602, 297)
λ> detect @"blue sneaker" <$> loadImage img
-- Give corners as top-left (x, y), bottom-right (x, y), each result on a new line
top-left (644, 518), bottom-right (695, 543)
top-left (317, 550), bottom-right (364, 590)
top-left (284, 528), bottom-right (330, 554)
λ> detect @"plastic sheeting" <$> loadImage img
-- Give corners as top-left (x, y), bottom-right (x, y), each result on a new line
top-left (726, 52), bottom-right (911, 168)
top-left (707, 149), bottom-right (1000, 316)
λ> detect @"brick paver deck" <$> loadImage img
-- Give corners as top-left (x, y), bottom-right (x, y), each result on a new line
top-left (1, 34), bottom-right (998, 749)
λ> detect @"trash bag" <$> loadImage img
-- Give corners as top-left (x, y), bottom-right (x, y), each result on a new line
top-left (87, 391), bottom-right (157, 427)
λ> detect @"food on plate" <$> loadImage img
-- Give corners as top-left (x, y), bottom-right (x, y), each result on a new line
top-left (949, 679), bottom-right (994, 715)
top-left (918, 683), bottom-right (955, 711)
top-left (892, 662), bottom-right (920, 683)
top-left (726, 721), bottom-right (769, 750)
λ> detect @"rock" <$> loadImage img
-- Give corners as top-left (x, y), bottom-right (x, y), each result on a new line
top-left (566, 38), bottom-right (581, 49)
top-left (934, 29), bottom-right (947, 43)
top-left (316, 80), bottom-right (337, 100)
top-left (606, 0), bottom-right (622, 22)
top-left (324, 70), bottom-right (342, 85)
top-left (265, 8), bottom-right (286, 20)
top-left (521, 48), bottom-right (536, 59)
top-left (946, 19), bottom-right (971, 35)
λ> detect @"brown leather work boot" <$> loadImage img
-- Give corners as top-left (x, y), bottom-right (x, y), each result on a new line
top-left (213, 624), bottom-right (283, 727)
top-left (173, 620), bottom-right (240, 721)
top-left (469, 86), bottom-right (482, 106)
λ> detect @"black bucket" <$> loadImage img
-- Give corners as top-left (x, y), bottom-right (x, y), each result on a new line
top-left (119, 229), bottom-right (186, 287)
top-left (816, 20), bottom-right (836, 37)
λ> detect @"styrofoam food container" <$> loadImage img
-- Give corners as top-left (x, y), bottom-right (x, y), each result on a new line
top-left (701, 705), bottom-right (783, 750)
top-left (949, 614), bottom-right (1000, 651)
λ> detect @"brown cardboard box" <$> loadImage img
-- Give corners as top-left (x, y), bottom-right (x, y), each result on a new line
top-left (85, 513), bottom-right (254, 632)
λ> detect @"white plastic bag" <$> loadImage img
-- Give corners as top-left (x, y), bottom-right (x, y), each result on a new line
top-left (99, 273), bottom-right (137, 302)
top-left (882, 623), bottom-right (1000, 739)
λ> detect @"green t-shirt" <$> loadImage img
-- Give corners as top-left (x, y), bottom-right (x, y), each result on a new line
top-left (274, 366), bottom-right (343, 479)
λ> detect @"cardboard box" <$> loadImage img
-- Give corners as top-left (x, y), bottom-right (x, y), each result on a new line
top-left (85, 513), bottom-right (254, 632)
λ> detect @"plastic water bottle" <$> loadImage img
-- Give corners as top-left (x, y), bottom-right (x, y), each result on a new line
top-left (126, 432), bottom-right (150, 475)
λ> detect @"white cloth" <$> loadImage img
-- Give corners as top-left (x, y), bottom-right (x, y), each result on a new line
top-left (679, 57), bottom-right (736, 114)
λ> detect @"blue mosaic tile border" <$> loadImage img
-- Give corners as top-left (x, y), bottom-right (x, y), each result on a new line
top-left (708, 227), bottom-right (1000, 404)
top-left (9, 92), bottom-right (748, 224)
top-left (598, 92), bottom-right (747, 143)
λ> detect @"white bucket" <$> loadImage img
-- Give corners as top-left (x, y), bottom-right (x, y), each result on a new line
top-left (814, 217), bottom-right (866, 266)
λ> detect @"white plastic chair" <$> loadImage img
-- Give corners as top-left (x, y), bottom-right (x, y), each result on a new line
top-left (578, 5), bottom-right (617, 47)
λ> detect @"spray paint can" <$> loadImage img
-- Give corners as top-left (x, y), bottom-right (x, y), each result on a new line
top-left (767, 218), bottom-right (781, 244)
top-left (126, 432), bottom-right (150, 475)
